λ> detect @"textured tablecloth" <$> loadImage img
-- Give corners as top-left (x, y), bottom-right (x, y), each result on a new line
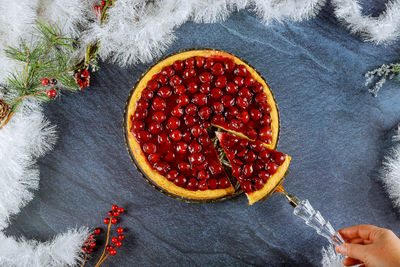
top-left (5, 2), bottom-right (400, 266)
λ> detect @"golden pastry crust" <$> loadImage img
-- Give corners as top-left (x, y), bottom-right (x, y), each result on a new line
top-left (126, 49), bottom-right (279, 200)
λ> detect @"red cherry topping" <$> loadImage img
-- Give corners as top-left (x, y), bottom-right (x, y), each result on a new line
top-left (246, 128), bottom-right (258, 140)
top-left (142, 89), bottom-right (154, 100)
top-left (178, 162), bottom-right (190, 172)
top-left (182, 131), bottom-right (191, 142)
top-left (174, 84), bottom-right (186, 94)
top-left (185, 103), bottom-right (198, 115)
top-left (259, 126), bottom-right (272, 142)
top-left (148, 153), bottom-right (161, 163)
top-left (170, 130), bottom-right (182, 141)
top-left (197, 170), bottom-right (210, 180)
top-left (259, 171), bottom-right (270, 182)
top-left (192, 93), bottom-right (207, 106)
top-left (254, 178), bottom-right (264, 190)
top-left (189, 141), bottom-right (202, 153)
top-left (207, 178), bottom-right (218, 189)
top-left (228, 119), bottom-right (242, 130)
top-left (227, 107), bottom-right (239, 118)
top-left (198, 179), bottom-right (208, 190)
top-left (211, 114), bottom-right (225, 124)
top-left (152, 97), bottom-right (166, 110)
top-left (185, 83), bottom-right (197, 94)
top-left (158, 86), bottom-right (172, 98)
top-left (232, 165), bottom-right (241, 177)
top-left (157, 132), bottom-right (169, 144)
top-left (152, 111), bottom-right (166, 122)
top-left (245, 151), bottom-right (257, 162)
top-left (198, 106), bottom-right (212, 120)
top-left (143, 143), bottom-right (156, 154)
top-left (266, 162), bottom-right (278, 174)
top-left (183, 68), bottom-right (196, 79)
top-left (210, 88), bottom-right (223, 99)
top-left (233, 77), bottom-right (244, 87)
top-left (226, 82), bottom-right (238, 94)
top-left (243, 164), bottom-right (254, 177)
top-left (161, 66), bottom-right (175, 77)
top-left (187, 178), bottom-right (199, 190)
top-left (195, 56), bottom-right (205, 67)
top-left (244, 76), bottom-right (255, 86)
top-left (170, 75), bottom-right (182, 86)
top-left (154, 161), bottom-right (170, 175)
top-left (223, 59), bottom-right (235, 72)
top-left (255, 92), bottom-right (267, 103)
top-left (135, 130), bottom-right (151, 143)
top-left (250, 140), bottom-right (264, 152)
top-left (234, 65), bottom-right (248, 76)
top-left (134, 108), bottom-right (147, 120)
top-left (165, 151), bottom-right (176, 162)
top-left (253, 82), bottom-right (263, 92)
top-left (238, 87), bottom-right (252, 100)
top-left (176, 142), bottom-right (188, 154)
top-left (250, 109), bottom-right (262, 120)
top-left (212, 102), bottom-right (224, 113)
top-left (209, 163), bottom-right (223, 175)
top-left (199, 72), bottom-right (213, 83)
top-left (236, 96), bottom-right (248, 109)
top-left (198, 134), bottom-right (211, 146)
top-left (242, 181), bottom-right (253, 193)
top-left (211, 63), bottom-right (224, 75)
top-left (166, 170), bottom-right (179, 181)
top-left (221, 95), bottom-right (235, 107)
top-left (218, 177), bottom-right (230, 189)
top-left (132, 121), bottom-right (144, 131)
top-left (174, 176), bottom-right (187, 187)
top-left (108, 210), bottom-right (113, 217)
top-left (184, 115), bottom-right (196, 127)
top-left (173, 60), bottom-right (184, 71)
top-left (148, 122), bottom-right (162, 134)
top-left (204, 58), bottom-right (214, 69)
top-left (237, 110), bottom-right (250, 124)
top-left (191, 125), bottom-right (202, 137)
top-left (259, 150), bottom-right (270, 160)
top-left (137, 99), bottom-right (149, 109)
top-left (185, 57), bottom-right (195, 68)
top-left (200, 83), bottom-right (211, 93)
top-left (177, 94), bottom-right (190, 106)
top-left (189, 153), bottom-right (205, 165)
top-left (215, 76), bottom-right (227, 88)
top-left (157, 74), bottom-right (168, 85)
top-left (166, 117), bottom-right (180, 130)
top-left (171, 105), bottom-right (184, 117)
top-left (260, 115), bottom-right (271, 125)
top-left (271, 152), bottom-right (286, 165)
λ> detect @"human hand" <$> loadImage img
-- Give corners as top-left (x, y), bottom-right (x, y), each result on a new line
top-left (335, 224), bottom-right (400, 267)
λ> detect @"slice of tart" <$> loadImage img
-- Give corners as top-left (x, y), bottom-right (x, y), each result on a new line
top-left (126, 49), bottom-right (280, 200)
top-left (216, 132), bottom-right (291, 205)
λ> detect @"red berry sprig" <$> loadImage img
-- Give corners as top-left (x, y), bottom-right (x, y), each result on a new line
top-left (75, 69), bottom-right (90, 90)
top-left (41, 78), bottom-right (58, 98)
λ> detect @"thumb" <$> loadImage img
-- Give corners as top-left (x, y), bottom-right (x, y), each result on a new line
top-left (335, 243), bottom-right (370, 262)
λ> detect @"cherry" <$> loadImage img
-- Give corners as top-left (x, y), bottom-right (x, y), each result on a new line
top-left (132, 121), bottom-right (144, 131)
top-left (161, 66), bottom-right (175, 77)
top-left (166, 170), bottom-right (179, 181)
top-left (148, 153), bottom-right (161, 163)
top-left (157, 132), bottom-right (169, 144)
top-left (223, 59), bottom-right (235, 72)
top-left (152, 97), bottom-right (166, 110)
top-left (195, 56), bottom-right (205, 68)
top-left (110, 249), bottom-right (117, 256)
top-left (198, 179), bottom-right (208, 190)
top-left (189, 153), bottom-right (205, 165)
top-left (210, 88), bottom-right (223, 99)
top-left (250, 140), bottom-right (264, 152)
top-left (234, 65), bottom-right (248, 76)
top-left (215, 76), bottom-right (227, 88)
top-left (187, 82), bottom-right (198, 94)
top-left (259, 171), bottom-right (270, 182)
top-left (203, 121), bottom-right (211, 128)
top-left (170, 75), bottom-right (182, 86)
top-left (193, 93), bottom-right (208, 106)
top-left (157, 74), bottom-right (168, 85)
top-left (237, 110), bottom-right (250, 124)
top-left (137, 99), bottom-right (149, 109)
top-left (211, 63), bottom-right (224, 75)
top-left (228, 119), bottom-right (242, 130)
top-left (177, 94), bottom-right (190, 106)
top-left (243, 164), bottom-right (254, 177)
top-left (187, 178), bottom-right (198, 190)
top-left (253, 82), bottom-right (263, 93)
top-left (207, 178), bottom-right (218, 189)
top-left (227, 107), bottom-right (239, 118)
top-left (185, 103), bottom-right (198, 115)
top-left (250, 109), bottom-right (262, 120)
top-left (105, 245), bottom-right (113, 251)
top-left (245, 151), bottom-right (257, 162)
top-left (158, 86), bottom-right (172, 98)
top-left (259, 102), bottom-right (271, 113)
top-left (154, 161), bottom-right (170, 175)
top-left (260, 115), bottom-right (271, 125)
top-left (259, 126), bottom-right (272, 142)
top-left (176, 142), bottom-right (188, 154)
top-left (178, 162), bottom-right (190, 172)
top-left (167, 117), bottom-right (180, 130)
top-left (183, 68), bottom-right (196, 79)
top-left (136, 130), bottom-right (151, 143)
top-left (211, 114), bottom-right (225, 124)
top-left (165, 151), bottom-right (176, 162)
top-left (141, 89), bottom-right (154, 99)
top-left (240, 139), bottom-right (249, 146)
top-left (117, 207), bottom-right (124, 214)
top-left (174, 84), bottom-right (186, 94)
top-left (199, 72), bottom-right (213, 83)
top-left (171, 105), bottom-right (184, 117)
top-left (226, 82), bottom-right (238, 94)
top-left (198, 106), bottom-right (212, 120)
top-left (148, 122), bottom-right (162, 134)
top-left (174, 176), bottom-right (187, 187)
top-left (111, 218), bottom-right (117, 224)
top-left (209, 163), bottom-right (223, 175)
top-left (94, 228), bottom-right (102, 235)
top-left (226, 151), bottom-right (235, 160)
top-left (198, 134), bottom-right (211, 146)
top-left (212, 102), bottom-right (224, 113)
top-left (173, 60), bottom-right (184, 71)
top-left (238, 87), bottom-right (252, 100)
top-left (152, 111), bottom-right (166, 122)
top-left (111, 236), bottom-right (118, 243)
top-left (258, 150), bottom-right (270, 160)
top-left (184, 115), bottom-right (196, 127)
top-left (204, 58), bottom-right (214, 69)
top-left (255, 92), bottom-right (267, 103)
top-left (200, 83), bottom-right (211, 94)
top-left (104, 218), bottom-right (110, 224)
top-left (271, 152), bottom-right (286, 165)
top-left (197, 170), bottom-right (209, 180)
top-left (189, 141), bottom-right (202, 153)
top-left (143, 143), bottom-right (156, 154)
top-left (219, 177), bottom-right (231, 189)
top-left (185, 57), bottom-right (195, 68)
top-left (134, 108), bottom-right (147, 120)
top-left (233, 158), bottom-right (243, 166)
top-left (112, 204), bottom-right (119, 211)
top-left (118, 234), bottom-right (125, 240)
top-left (170, 130), bottom-right (182, 141)
top-left (237, 149), bottom-right (247, 158)
top-left (241, 181), bottom-right (253, 193)
top-left (115, 241), bottom-right (122, 247)
top-left (246, 128), bottom-right (258, 140)
top-left (266, 162), bottom-right (278, 174)
top-left (232, 165), bottom-right (241, 177)
top-left (244, 76), bottom-right (255, 86)
top-left (221, 95), bottom-right (235, 107)
top-left (113, 211), bottom-right (120, 217)
top-left (233, 77), bottom-right (244, 87)
top-left (191, 125), bottom-right (202, 137)
top-left (182, 131), bottom-right (191, 142)
top-left (254, 178), bottom-right (264, 190)
top-left (236, 96), bottom-right (248, 109)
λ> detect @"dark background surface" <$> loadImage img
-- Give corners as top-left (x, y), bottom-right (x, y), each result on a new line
top-left (5, 1), bottom-right (400, 266)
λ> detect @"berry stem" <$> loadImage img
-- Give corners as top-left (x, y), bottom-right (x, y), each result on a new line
top-left (95, 217), bottom-right (113, 267)
top-left (97, 252), bottom-right (110, 266)
top-left (80, 253), bottom-right (88, 267)
top-left (10, 88), bottom-right (46, 105)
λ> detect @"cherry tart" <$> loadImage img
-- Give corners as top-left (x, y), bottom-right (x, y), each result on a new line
top-left (217, 132), bottom-right (291, 205)
top-left (126, 49), bottom-right (280, 200)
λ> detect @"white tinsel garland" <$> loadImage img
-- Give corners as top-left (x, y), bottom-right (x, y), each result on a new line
top-left (1, 0), bottom-right (400, 266)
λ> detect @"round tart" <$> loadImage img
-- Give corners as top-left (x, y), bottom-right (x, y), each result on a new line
top-left (125, 49), bottom-right (281, 201)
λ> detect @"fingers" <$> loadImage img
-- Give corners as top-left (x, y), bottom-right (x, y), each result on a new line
top-left (338, 224), bottom-right (380, 241)
top-left (335, 243), bottom-right (370, 262)
top-left (342, 257), bottom-right (362, 266)
top-left (349, 238), bottom-right (372, 245)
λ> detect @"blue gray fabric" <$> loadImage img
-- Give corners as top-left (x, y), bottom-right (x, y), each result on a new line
top-left (4, 3), bottom-right (400, 266)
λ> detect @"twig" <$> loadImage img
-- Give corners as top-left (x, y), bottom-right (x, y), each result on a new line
top-left (97, 252), bottom-right (110, 266)
top-left (95, 218), bottom-right (113, 267)
top-left (10, 88), bottom-right (45, 105)
top-left (80, 253), bottom-right (88, 267)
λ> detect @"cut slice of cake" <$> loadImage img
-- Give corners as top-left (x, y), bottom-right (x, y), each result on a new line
top-left (216, 131), bottom-right (291, 205)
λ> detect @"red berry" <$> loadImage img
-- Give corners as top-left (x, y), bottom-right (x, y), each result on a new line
top-left (187, 82), bottom-right (198, 94)
top-left (232, 165), bottom-right (241, 177)
top-left (185, 57), bottom-right (195, 68)
top-left (200, 83), bottom-right (211, 94)
top-left (108, 210), bottom-right (113, 217)
top-left (46, 89), bottom-right (57, 98)
top-left (178, 162), bottom-right (190, 172)
top-left (197, 170), bottom-right (210, 180)
top-left (192, 93), bottom-right (207, 106)
top-left (198, 134), bottom-right (210, 146)
top-left (260, 115), bottom-right (271, 125)
top-left (255, 92), bottom-right (267, 103)
top-left (215, 75), bottom-right (227, 88)
top-left (226, 82), bottom-right (238, 94)
top-left (199, 72), bottom-right (213, 83)
top-left (110, 249), bottom-right (117, 256)
top-left (170, 130), bottom-right (182, 142)
top-left (271, 152), bottom-right (286, 165)
top-left (218, 177), bottom-right (230, 189)
top-left (88, 235), bottom-right (94, 240)
top-left (104, 218), bottom-right (110, 224)
top-left (207, 178), bottom-right (218, 189)
top-left (166, 170), bottom-right (179, 181)
top-left (177, 94), bottom-right (190, 106)
top-left (246, 128), bottom-right (258, 140)
top-left (185, 103), bottom-right (198, 115)
top-left (174, 176), bottom-right (187, 187)
top-left (134, 108), bottom-right (147, 120)
top-left (106, 245), bottom-right (113, 251)
top-left (211, 63), bottom-right (224, 75)
top-left (223, 59), bottom-right (235, 72)
top-left (113, 211), bottom-right (120, 217)
top-left (157, 132), bottom-right (169, 145)
top-left (221, 95), bottom-right (235, 107)
top-left (253, 82), bottom-right (263, 92)
top-left (152, 111), bottom-right (166, 122)
top-left (94, 228), bottom-right (101, 234)
top-left (173, 60), bottom-right (184, 71)
top-left (137, 99), bottom-right (149, 109)
top-left (243, 164), bottom-right (254, 177)
top-left (154, 161), bottom-right (170, 175)
top-left (147, 80), bottom-right (159, 91)
top-left (250, 109), bottom-right (262, 120)
top-left (238, 87), bottom-right (252, 100)
top-left (236, 96), bottom-right (248, 109)
top-left (259, 126), bottom-right (272, 142)
top-left (143, 143), bottom-right (157, 154)
top-left (209, 163), bottom-right (223, 175)
top-left (259, 171), bottom-right (270, 182)
top-left (259, 150), bottom-right (270, 160)
top-left (132, 121), bottom-right (144, 132)
top-left (142, 89), bottom-right (154, 100)
top-left (198, 106), bottom-right (212, 120)
top-left (148, 122), bottom-right (162, 134)
top-left (212, 102), bottom-right (224, 113)
top-left (189, 153), bottom-right (205, 165)
top-left (242, 181), bottom-right (253, 193)
top-left (152, 97), bottom-right (166, 110)
top-left (195, 56), bottom-right (205, 67)
top-left (41, 78), bottom-right (49, 86)
top-left (157, 74), bottom-right (168, 85)
top-left (183, 68), bottom-right (196, 79)
top-left (210, 88), bottom-right (223, 99)
top-left (204, 58), bottom-right (215, 69)
top-left (228, 119), bottom-right (242, 130)
top-left (245, 151), bottom-right (257, 162)
top-left (198, 179), bottom-right (208, 190)
top-left (115, 241), bottom-right (122, 247)
top-left (112, 205), bottom-right (118, 212)
top-left (176, 142), bottom-right (188, 154)
top-left (171, 105), bottom-right (184, 117)
top-left (234, 77), bottom-right (244, 87)
top-left (211, 114), bottom-right (225, 124)
top-left (158, 86), bottom-right (172, 98)
top-left (244, 76), bottom-right (255, 86)
top-left (227, 107), bottom-right (239, 118)
top-left (90, 242), bottom-right (96, 248)
top-left (167, 117), bottom-right (180, 130)
top-left (237, 110), bottom-right (250, 124)
top-left (161, 66), bottom-right (175, 77)
top-left (117, 207), bottom-right (124, 214)
top-left (191, 125), bottom-right (202, 137)
top-left (136, 130), bottom-right (152, 143)
top-left (266, 162), bottom-right (278, 174)
top-left (184, 115), bottom-right (196, 127)
top-left (148, 153), bottom-right (161, 163)
top-left (111, 218), bottom-right (117, 224)
top-left (234, 65), bottom-right (248, 76)
top-left (118, 234), bottom-right (125, 240)
top-left (170, 75), bottom-right (182, 86)
top-left (189, 142), bottom-right (202, 153)
top-left (187, 178), bottom-right (199, 190)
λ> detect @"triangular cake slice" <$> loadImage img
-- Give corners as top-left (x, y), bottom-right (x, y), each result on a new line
top-left (216, 132), bottom-right (291, 205)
